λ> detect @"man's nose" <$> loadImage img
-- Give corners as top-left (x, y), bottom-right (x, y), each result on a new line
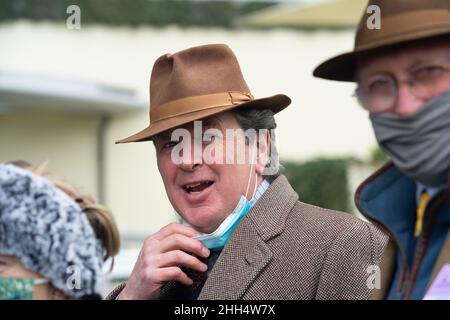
top-left (179, 161), bottom-right (202, 172)
top-left (178, 143), bottom-right (203, 172)
top-left (394, 84), bottom-right (425, 117)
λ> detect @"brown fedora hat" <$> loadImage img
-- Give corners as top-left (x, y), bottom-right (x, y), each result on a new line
top-left (116, 44), bottom-right (291, 143)
top-left (313, 0), bottom-right (450, 82)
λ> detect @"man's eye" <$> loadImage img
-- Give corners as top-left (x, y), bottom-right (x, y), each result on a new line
top-left (367, 77), bottom-right (393, 95)
top-left (413, 65), bottom-right (446, 82)
top-left (162, 141), bottom-right (179, 150)
top-left (203, 133), bottom-right (217, 142)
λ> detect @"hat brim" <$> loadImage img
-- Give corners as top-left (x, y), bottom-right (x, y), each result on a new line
top-left (313, 29), bottom-right (450, 82)
top-left (116, 94), bottom-right (291, 144)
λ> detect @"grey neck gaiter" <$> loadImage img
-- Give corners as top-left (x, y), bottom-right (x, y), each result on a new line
top-left (370, 90), bottom-right (450, 188)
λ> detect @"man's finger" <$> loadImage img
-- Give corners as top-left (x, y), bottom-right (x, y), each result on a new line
top-left (156, 250), bottom-right (208, 272)
top-left (152, 222), bottom-right (201, 240)
top-left (155, 267), bottom-right (193, 286)
top-left (158, 233), bottom-right (210, 258)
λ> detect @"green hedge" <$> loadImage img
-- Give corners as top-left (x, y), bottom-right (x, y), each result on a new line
top-left (370, 146), bottom-right (389, 166)
top-left (282, 158), bottom-right (351, 213)
top-left (0, 0), bottom-right (275, 28)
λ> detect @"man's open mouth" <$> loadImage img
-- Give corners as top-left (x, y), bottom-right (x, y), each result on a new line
top-left (183, 181), bottom-right (214, 194)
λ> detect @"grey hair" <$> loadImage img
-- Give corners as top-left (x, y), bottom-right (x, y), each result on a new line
top-left (233, 107), bottom-right (281, 181)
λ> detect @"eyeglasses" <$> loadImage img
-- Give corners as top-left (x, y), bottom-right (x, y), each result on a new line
top-left (355, 64), bottom-right (450, 113)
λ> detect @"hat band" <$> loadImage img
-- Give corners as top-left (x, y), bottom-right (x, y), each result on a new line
top-left (150, 91), bottom-right (254, 123)
top-left (356, 9), bottom-right (450, 50)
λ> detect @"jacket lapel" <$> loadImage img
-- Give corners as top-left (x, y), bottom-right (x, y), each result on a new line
top-left (159, 280), bottom-right (191, 299)
top-left (198, 175), bottom-right (298, 300)
top-left (361, 165), bottom-right (450, 300)
top-left (198, 221), bottom-right (273, 299)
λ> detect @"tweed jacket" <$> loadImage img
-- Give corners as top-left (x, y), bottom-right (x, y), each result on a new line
top-left (107, 175), bottom-right (388, 300)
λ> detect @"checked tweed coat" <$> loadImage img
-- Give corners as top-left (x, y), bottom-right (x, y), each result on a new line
top-left (107, 175), bottom-right (388, 300)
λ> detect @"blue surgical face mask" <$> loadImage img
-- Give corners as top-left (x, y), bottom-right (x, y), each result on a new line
top-left (0, 276), bottom-right (49, 300)
top-left (192, 195), bottom-right (253, 250)
top-left (190, 143), bottom-right (259, 250)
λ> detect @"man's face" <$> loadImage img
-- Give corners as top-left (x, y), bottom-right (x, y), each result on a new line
top-left (356, 42), bottom-right (450, 116)
top-left (154, 111), bottom-right (265, 234)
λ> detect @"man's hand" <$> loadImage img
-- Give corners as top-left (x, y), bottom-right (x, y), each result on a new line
top-left (117, 223), bottom-right (210, 300)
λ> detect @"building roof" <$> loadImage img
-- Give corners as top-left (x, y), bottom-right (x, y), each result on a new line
top-left (0, 69), bottom-right (146, 114)
top-left (237, 0), bottom-right (367, 29)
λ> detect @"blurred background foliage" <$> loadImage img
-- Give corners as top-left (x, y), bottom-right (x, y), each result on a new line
top-left (0, 0), bottom-right (276, 28)
top-left (282, 158), bottom-right (352, 213)
top-left (369, 146), bottom-right (389, 167)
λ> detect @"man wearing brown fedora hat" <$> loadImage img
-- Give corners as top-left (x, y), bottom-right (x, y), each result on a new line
top-left (314, 0), bottom-right (450, 300)
top-left (107, 44), bottom-right (387, 300)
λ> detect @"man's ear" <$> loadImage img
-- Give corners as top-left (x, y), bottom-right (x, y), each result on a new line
top-left (255, 129), bottom-right (270, 175)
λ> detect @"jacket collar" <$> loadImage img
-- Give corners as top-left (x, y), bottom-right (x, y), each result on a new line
top-left (244, 175), bottom-right (299, 242)
top-left (198, 174), bottom-right (299, 299)
top-left (356, 162), bottom-right (450, 253)
top-left (356, 163), bottom-right (417, 261)
top-left (359, 162), bottom-right (450, 299)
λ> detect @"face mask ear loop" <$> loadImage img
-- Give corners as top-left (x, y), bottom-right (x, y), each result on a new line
top-left (252, 170), bottom-right (258, 199)
top-left (34, 278), bottom-right (50, 286)
top-left (251, 142), bottom-right (258, 200)
top-left (245, 141), bottom-right (257, 200)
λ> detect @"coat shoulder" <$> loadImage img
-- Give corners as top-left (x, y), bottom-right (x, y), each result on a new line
top-left (288, 201), bottom-right (388, 247)
top-left (280, 201), bottom-right (389, 299)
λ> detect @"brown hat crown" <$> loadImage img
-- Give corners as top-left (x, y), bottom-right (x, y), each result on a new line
top-left (150, 44), bottom-right (251, 108)
top-left (354, 0), bottom-right (450, 50)
top-left (117, 44), bottom-right (291, 143)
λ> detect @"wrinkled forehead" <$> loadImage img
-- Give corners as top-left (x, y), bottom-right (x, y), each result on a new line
top-left (356, 41), bottom-right (450, 78)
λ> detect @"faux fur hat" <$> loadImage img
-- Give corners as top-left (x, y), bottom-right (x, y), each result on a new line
top-left (0, 163), bottom-right (103, 298)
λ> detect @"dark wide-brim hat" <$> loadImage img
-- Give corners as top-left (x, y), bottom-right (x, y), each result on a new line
top-left (313, 0), bottom-right (450, 82)
top-left (117, 44), bottom-right (291, 143)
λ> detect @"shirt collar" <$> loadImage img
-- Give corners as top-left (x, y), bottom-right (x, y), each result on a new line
top-left (416, 182), bottom-right (446, 204)
top-left (249, 179), bottom-right (270, 207)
